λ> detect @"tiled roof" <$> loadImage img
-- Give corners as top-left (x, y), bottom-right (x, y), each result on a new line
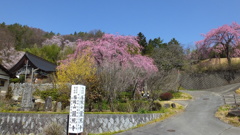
top-left (9, 52), bottom-right (57, 73)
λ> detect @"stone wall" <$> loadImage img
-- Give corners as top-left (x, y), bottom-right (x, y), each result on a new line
top-left (0, 113), bottom-right (162, 135)
top-left (9, 83), bottom-right (55, 100)
top-left (180, 71), bottom-right (240, 90)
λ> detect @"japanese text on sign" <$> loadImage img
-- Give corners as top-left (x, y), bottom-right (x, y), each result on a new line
top-left (68, 85), bottom-right (86, 134)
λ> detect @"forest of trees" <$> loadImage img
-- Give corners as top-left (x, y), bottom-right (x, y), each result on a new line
top-left (0, 22), bottom-right (186, 71)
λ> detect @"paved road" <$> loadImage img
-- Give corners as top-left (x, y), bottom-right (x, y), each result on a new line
top-left (115, 83), bottom-right (240, 135)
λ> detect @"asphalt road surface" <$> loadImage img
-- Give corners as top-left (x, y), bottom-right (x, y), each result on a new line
top-left (115, 83), bottom-right (240, 135)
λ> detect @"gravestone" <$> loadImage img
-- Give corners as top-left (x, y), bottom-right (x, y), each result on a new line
top-left (65, 106), bottom-right (70, 111)
top-left (51, 101), bottom-right (57, 111)
top-left (56, 102), bottom-right (62, 112)
top-left (21, 83), bottom-right (34, 111)
top-left (44, 96), bottom-right (52, 111)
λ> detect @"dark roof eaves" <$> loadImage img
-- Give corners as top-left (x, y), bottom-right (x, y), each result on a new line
top-left (25, 52), bottom-right (57, 72)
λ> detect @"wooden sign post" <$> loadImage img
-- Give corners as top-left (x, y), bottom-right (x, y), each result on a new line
top-left (68, 85), bottom-right (86, 135)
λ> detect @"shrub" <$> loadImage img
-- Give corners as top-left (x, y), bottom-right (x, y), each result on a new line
top-left (56, 93), bottom-right (70, 109)
top-left (118, 91), bottom-right (131, 102)
top-left (40, 88), bottom-right (59, 101)
top-left (138, 109), bottom-right (148, 114)
top-left (10, 78), bottom-right (20, 83)
top-left (42, 122), bottom-right (65, 135)
top-left (101, 100), bottom-right (109, 110)
top-left (236, 88), bottom-right (240, 94)
top-left (33, 89), bottom-right (41, 96)
top-left (160, 92), bottom-right (173, 101)
top-left (170, 91), bottom-right (182, 99)
top-left (130, 100), bottom-right (149, 112)
top-left (116, 103), bottom-right (132, 112)
top-left (10, 75), bottom-right (25, 83)
top-left (151, 100), bottom-right (162, 111)
top-left (0, 98), bottom-right (19, 111)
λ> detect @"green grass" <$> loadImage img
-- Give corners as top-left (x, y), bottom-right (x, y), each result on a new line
top-left (171, 91), bottom-right (192, 100)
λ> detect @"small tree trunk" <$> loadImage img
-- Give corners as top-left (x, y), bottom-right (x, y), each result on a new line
top-left (226, 43), bottom-right (231, 68)
top-left (131, 81), bottom-right (138, 100)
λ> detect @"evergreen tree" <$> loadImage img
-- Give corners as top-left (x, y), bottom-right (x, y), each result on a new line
top-left (146, 37), bottom-right (166, 55)
top-left (168, 38), bottom-right (180, 45)
top-left (137, 32), bottom-right (148, 55)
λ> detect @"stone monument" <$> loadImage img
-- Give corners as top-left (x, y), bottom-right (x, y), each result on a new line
top-left (21, 83), bottom-right (34, 111)
top-left (44, 96), bottom-right (52, 111)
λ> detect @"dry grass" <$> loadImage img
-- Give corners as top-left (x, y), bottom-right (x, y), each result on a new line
top-left (172, 92), bottom-right (192, 101)
top-left (194, 58), bottom-right (240, 72)
top-left (201, 58), bottom-right (240, 66)
top-left (215, 105), bottom-right (240, 127)
top-left (235, 88), bottom-right (240, 95)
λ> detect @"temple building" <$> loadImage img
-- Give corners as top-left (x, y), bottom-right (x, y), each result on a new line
top-left (9, 52), bottom-right (57, 83)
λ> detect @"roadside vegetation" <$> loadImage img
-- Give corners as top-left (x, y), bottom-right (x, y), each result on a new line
top-left (215, 88), bottom-right (240, 127)
top-left (0, 89), bottom-right (191, 114)
top-left (235, 88), bottom-right (240, 94)
top-left (215, 105), bottom-right (240, 127)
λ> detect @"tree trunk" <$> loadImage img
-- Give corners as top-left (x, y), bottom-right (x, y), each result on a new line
top-left (131, 80), bottom-right (138, 100)
top-left (225, 42), bottom-right (231, 68)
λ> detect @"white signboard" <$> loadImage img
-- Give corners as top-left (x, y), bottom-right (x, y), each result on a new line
top-left (68, 85), bottom-right (86, 134)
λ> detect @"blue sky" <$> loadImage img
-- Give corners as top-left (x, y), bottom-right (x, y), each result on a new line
top-left (0, 0), bottom-right (240, 48)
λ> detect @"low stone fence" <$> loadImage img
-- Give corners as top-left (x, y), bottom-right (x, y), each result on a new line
top-left (0, 113), bottom-right (162, 135)
top-left (9, 83), bottom-right (55, 100)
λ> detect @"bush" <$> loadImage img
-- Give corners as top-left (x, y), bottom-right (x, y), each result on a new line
top-left (160, 92), bottom-right (173, 100)
top-left (117, 92), bottom-right (131, 103)
top-left (10, 78), bottom-right (20, 83)
top-left (33, 89), bottom-right (41, 96)
top-left (235, 88), bottom-right (240, 94)
top-left (42, 122), bottom-right (65, 135)
top-left (10, 75), bottom-right (25, 83)
top-left (138, 109), bottom-right (149, 114)
top-left (101, 100), bottom-right (110, 110)
top-left (151, 100), bottom-right (162, 111)
top-left (39, 88), bottom-right (70, 109)
top-left (116, 103), bottom-right (132, 112)
top-left (56, 93), bottom-right (70, 109)
top-left (170, 91), bottom-right (182, 99)
top-left (130, 100), bottom-right (149, 112)
top-left (40, 88), bottom-right (59, 101)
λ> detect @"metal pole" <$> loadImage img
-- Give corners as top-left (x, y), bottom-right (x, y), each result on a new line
top-left (66, 115), bottom-right (69, 135)
top-left (234, 94), bottom-right (236, 105)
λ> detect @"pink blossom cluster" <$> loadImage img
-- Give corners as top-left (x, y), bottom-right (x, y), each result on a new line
top-left (42, 35), bottom-right (76, 48)
top-left (64, 34), bottom-right (158, 73)
top-left (196, 22), bottom-right (240, 59)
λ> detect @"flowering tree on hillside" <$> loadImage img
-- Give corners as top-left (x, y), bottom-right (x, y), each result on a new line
top-left (66, 34), bottom-right (158, 73)
top-left (196, 22), bottom-right (240, 65)
top-left (57, 53), bottom-right (104, 111)
top-left (60, 34), bottom-right (158, 111)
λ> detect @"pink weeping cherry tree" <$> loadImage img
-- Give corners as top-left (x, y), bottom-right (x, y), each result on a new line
top-left (66, 34), bottom-right (158, 73)
top-left (196, 22), bottom-right (240, 65)
top-left (61, 34), bottom-right (158, 109)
